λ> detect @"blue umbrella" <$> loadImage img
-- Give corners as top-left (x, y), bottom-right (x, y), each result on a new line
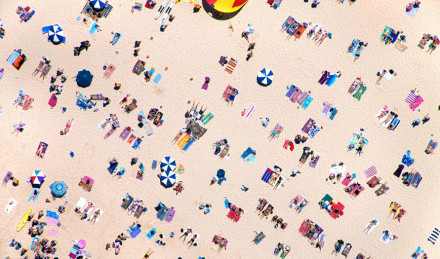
top-left (257, 68), bottom-right (274, 86)
top-left (76, 69), bottom-right (94, 87)
top-left (47, 24), bottom-right (65, 45)
top-left (160, 170), bottom-right (177, 188)
top-left (50, 181), bottom-right (67, 197)
top-left (90, 0), bottom-right (106, 10)
top-left (160, 156), bottom-right (176, 172)
top-left (217, 169), bottom-right (225, 178)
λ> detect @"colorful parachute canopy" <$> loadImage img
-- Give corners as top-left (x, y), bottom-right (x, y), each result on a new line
top-left (205, 0), bottom-right (249, 13)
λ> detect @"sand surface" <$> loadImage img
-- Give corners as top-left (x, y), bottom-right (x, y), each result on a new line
top-left (0, 0), bottom-right (439, 258)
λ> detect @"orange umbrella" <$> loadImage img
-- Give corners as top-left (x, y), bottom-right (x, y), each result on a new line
top-left (205, 0), bottom-right (249, 13)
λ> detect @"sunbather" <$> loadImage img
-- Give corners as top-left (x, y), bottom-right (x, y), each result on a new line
top-left (81, 202), bottom-right (94, 217)
top-left (60, 119), bottom-right (73, 135)
top-left (363, 220), bottom-right (377, 233)
top-left (188, 234), bottom-right (198, 247)
top-left (90, 209), bottom-right (101, 224)
top-left (33, 61), bottom-right (45, 76)
top-left (180, 228), bottom-right (192, 240)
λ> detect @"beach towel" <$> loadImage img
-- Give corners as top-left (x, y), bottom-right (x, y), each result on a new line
top-left (201, 76), bottom-right (210, 90)
top-left (309, 155), bottom-right (320, 168)
top-left (153, 74), bottom-right (162, 84)
top-left (395, 41), bottom-right (408, 52)
top-left (364, 220), bottom-right (378, 234)
top-left (146, 227), bottom-right (157, 239)
top-left (261, 168), bottom-right (273, 183)
top-left (301, 96), bottom-right (313, 109)
top-left (272, 0), bottom-right (283, 9)
top-left (225, 58), bottom-right (237, 74)
top-left (119, 127), bottom-right (131, 140)
top-left (202, 113), bottom-right (214, 125)
top-left (122, 195), bottom-right (134, 210)
top-left (390, 117), bottom-right (400, 130)
top-left (177, 134), bottom-right (190, 149)
top-left (364, 166), bottom-right (377, 178)
top-left (302, 118), bottom-right (315, 134)
top-left (294, 25), bottom-right (306, 39)
top-left (322, 102), bottom-right (332, 116)
top-left (7, 50), bottom-right (20, 64)
top-left (145, 121), bottom-right (154, 136)
top-left (155, 0), bottom-right (170, 19)
top-left (129, 226), bottom-right (141, 238)
top-left (353, 84), bottom-right (366, 101)
top-left (243, 104), bottom-right (256, 119)
top-left (348, 39), bottom-right (359, 53)
top-left (409, 96), bottom-right (424, 111)
top-left (406, 6), bottom-right (419, 17)
top-left (428, 227), bottom-right (439, 245)
top-left (241, 147), bottom-right (254, 159)
top-left (28, 188), bottom-right (40, 203)
top-left (341, 175), bottom-right (352, 186)
top-left (308, 125), bottom-right (320, 138)
top-left (286, 85), bottom-right (296, 97)
top-left (297, 92), bottom-right (309, 105)
top-left (183, 136), bottom-right (195, 151)
top-left (165, 208), bottom-right (175, 222)
top-left (329, 108), bottom-right (338, 120)
top-left (48, 229), bottom-right (59, 236)
top-left (89, 22), bottom-right (99, 35)
top-left (268, 172), bottom-right (280, 186)
top-left (288, 88), bottom-right (302, 103)
top-left (46, 210), bottom-right (59, 220)
top-left (48, 94), bottom-right (57, 108)
top-left (132, 137), bottom-right (143, 149)
top-left (405, 92), bottom-right (417, 104)
top-left (5, 198), bottom-right (18, 214)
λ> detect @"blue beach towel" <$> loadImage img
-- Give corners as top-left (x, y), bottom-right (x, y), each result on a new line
top-left (183, 136), bottom-right (195, 151)
top-left (329, 108), bottom-right (338, 120)
top-left (89, 22), bottom-right (98, 35)
top-left (301, 96), bottom-right (313, 109)
top-left (46, 210), bottom-right (59, 220)
top-left (153, 74), bottom-right (162, 84)
top-left (286, 85), bottom-right (296, 97)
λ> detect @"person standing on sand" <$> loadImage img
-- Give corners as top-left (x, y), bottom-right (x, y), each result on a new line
top-left (246, 51), bottom-right (253, 61)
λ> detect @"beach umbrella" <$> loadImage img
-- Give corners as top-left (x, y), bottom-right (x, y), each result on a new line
top-left (78, 240), bottom-right (86, 249)
top-left (257, 68), bottom-right (274, 86)
top-left (217, 169), bottom-right (225, 178)
top-left (205, 0), bottom-right (249, 13)
top-left (76, 69), bottom-right (93, 88)
top-left (50, 181), bottom-right (67, 197)
top-left (90, 0), bottom-right (106, 11)
top-left (30, 170), bottom-right (46, 188)
top-left (159, 170), bottom-right (177, 188)
top-left (160, 156), bottom-right (176, 172)
top-left (47, 25), bottom-right (65, 45)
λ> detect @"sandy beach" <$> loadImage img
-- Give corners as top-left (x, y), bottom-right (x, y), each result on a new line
top-left (1, 0), bottom-right (439, 258)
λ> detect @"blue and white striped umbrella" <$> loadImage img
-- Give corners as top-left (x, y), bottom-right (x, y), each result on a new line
top-left (90, 0), bottom-right (106, 10)
top-left (160, 156), bottom-right (176, 172)
top-left (48, 25), bottom-right (65, 44)
top-left (257, 68), bottom-right (274, 86)
top-left (160, 170), bottom-right (177, 188)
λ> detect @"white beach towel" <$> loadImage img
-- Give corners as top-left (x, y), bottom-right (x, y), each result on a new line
top-left (5, 198), bottom-right (18, 214)
top-left (243, 104), bottom-right (257, 119)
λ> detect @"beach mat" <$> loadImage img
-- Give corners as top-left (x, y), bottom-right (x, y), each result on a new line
top-left (225, 58), bottom-right (237, 74)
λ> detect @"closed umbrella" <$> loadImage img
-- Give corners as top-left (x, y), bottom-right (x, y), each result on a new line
top-left (160, 156), bottom-right (176, 172)
top-left (257, 68), bottom-right (274, 86)
top-left (30, 170), bottom-right (46, 188)
top-left (76, 69), bottom-right (94, 87)
top-left (47, 24), bottom-right (65, 45)
top-left (90, 0), bottom-right (106, 11)
top-left (160, 170), bottom-right (177, 188)
top-left (50, 181), bottom-right (67, 197)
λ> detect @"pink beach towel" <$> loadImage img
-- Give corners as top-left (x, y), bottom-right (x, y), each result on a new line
top-left (290, 89), bottom-right (303, 103)
top-left (341, 175), bottom-right (352, 186)
top-left (409, 96), bottom-right (423, 111)
top-left (243, 104), bottom-right (256, 119)
top-left (322, 102), bottom-right (332, 116)
top-left (297, 92), bottom-right (309, 105)
top-left (364, 166), bottom-right (377, 178)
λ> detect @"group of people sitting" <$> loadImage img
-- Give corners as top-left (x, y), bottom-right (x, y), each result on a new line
top-left (418, 34), bottom-right (439, 54)
top-left (32, 57), bottom-right (52, 80)
top-left (289, 195), bottom-right (308, 213)
top-left (270, 215), bottom-right (288, 229)
top-left (213, 139), bottom-right (229, 159)
top-left (49, 69), bottom-right (67, 96)
top-left (388, 201), bottom-right (406, 222)
top-left (28, 213), bottom-right (46, 237)
top-left (74, 40), bottom-right (91, 56)
top-left (344, 182), bottom-right (365, 198)
top-left (256, 198), bottom-right (274, 219)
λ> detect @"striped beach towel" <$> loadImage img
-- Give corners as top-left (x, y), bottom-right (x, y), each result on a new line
top-left (243, 104), bottom-right (256, 119)
top-left (225, 58), bottom-right (237, 74)
top-left (428, 227), bottom-right (439, 245)
top-left (286, 85), bottom-right (296, 97)
top-left (364, 166), bottom-right (377, 178)
top-left (290, 88), bottom-right (303, 103)
top-left (405, 92), bottom-right (417, 104)
top-left (297, 92), bottom-right (309, 105)
top-left (7, 50), bottom-right (20, 64)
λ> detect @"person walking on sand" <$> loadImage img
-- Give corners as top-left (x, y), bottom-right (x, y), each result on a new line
top-left (242, 31), bottom-right (249, 42)
top-left (248, 43), bottom-right (256, 51)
